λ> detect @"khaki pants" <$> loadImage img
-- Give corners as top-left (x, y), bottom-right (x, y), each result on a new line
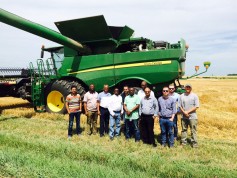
top-left (181, 119), bottom-right (198, 144)
top-left (87, 111), bottom-right (98, 135)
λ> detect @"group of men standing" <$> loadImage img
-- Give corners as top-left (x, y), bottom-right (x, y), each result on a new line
top-left (66, 81), bottom-right (199, 148)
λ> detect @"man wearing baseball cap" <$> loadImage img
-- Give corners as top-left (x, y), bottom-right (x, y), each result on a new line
top-left (179, 83), bottom-right (199, 148)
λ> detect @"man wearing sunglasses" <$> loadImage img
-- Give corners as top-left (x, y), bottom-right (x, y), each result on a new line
top-left (158, 86), bottom-right (177, 148)
top-left (168, 84), bottom-right (180, 141)
top-left (179, 84), bottom-right (199, 148)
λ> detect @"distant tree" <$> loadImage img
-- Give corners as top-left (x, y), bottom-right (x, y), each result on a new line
top-left (227, 74), bottom-right (237, 76)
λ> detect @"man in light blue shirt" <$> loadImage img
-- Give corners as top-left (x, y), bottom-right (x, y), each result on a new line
top-left (124, 87), bottom-right (140, 142)
top-left (158, 86), bottom-right (177, 147)
top-left (139, 87), bottom-right (158, 147)
top-left (97, 84), bottom-right (111, 137)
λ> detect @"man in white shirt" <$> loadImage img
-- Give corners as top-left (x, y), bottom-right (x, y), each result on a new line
top-left (97, 84), bottom-right (111, 137)
top-left (108, 88), bottom-right (123, 140)
top-left (83, 84), bottom-right (98, 135)
top-left (137, 81), bottom-right (154, 101)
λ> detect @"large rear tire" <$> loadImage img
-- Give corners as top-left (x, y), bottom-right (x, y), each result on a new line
top-left (45, 80), bottom-right (86, 114)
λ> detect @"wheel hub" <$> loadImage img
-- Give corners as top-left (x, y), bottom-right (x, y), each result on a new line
top-left (47, 90), bottom-right (65, 112)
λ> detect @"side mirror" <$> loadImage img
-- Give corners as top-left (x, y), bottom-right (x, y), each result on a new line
top-left (40, 45), bottom-right (44, 58)
top-left (204, 61), bottom-right (211, 70)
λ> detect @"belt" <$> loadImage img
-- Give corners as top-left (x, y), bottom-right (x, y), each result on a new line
top-left (113, 110), bottom-right (121, 112)
top-left (100, 106), bottom-right (108, 109)
top-left (160, 116), bottom-right (171, 119)
top-left (141, 113), bottom-right (153, 117)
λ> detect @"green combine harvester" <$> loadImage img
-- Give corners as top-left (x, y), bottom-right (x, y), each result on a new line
top-left (0, 8), bottom-right (192, 114)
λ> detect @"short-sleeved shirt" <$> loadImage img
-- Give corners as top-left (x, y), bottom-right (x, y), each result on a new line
top-left (124, 94), bottom-right (140, 120)
top-left (83, 91), bottom-right (98, 111)
top-left (66, 94), bottom-right (81, 113)
top-left (97, 91), bottom-right (111, 108)
top-left (179, 92), bottom-right (199, 120)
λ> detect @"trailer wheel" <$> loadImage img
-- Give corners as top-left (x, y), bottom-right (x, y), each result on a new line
top-left (45, 80), bottom-right (86, 114)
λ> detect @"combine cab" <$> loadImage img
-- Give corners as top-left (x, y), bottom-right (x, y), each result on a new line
top-left (0, 9), bottom-right (188, 114)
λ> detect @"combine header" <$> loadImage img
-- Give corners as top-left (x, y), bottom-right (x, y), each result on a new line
top-left (0, 67), bottom-right (31, 98)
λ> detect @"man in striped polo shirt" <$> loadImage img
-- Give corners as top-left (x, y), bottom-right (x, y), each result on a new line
top-left (66, 85), bottom-right (82, 139)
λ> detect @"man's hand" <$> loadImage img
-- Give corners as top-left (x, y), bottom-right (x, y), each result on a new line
top-left (85, 111), bottom-right (88, 117)
top-left (98, 110), bottom-right (101, 115)
top-left (169, 117), bottom-right (174, 122)
top-left (183, 111), bottom-right (189, 117)
top-left (157, 116), bottom-right (160, 122)
top-left (126, 110), bottom-right (131, 116)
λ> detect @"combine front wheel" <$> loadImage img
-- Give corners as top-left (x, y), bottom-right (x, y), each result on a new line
top-left (45, 80), bottom-right (85, 114)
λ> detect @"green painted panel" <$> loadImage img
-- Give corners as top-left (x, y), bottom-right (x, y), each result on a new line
top-left (118, 25), bottom-right (134, 39)
top-left (55, 15), bottom-right (112, 42)
top-left (60, 54), bottom-right (113, 72)
top-left (75, 70), bottom-right (115, 90)
top-left (114, 60), bottom-right (179, 85)
top-left (108, 26), bottom-right (134, 40)
top-left (59, 53), bottom-right (115, 90)
top-left (114, 49), bottom-right (183, 65)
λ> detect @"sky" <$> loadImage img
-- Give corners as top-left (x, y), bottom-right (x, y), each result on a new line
top-left (1, 0), bottom-right (237, 76)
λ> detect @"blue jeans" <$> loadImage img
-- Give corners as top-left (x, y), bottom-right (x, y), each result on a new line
top-left (125, 119), bottom-right (140, 141)
top-left (159, 117), bottom-right (174, 146)
top-left (109, 111), bottom-right (121, 138)
top-left (122, 112), bottom-right (133, 136)
top-left (68, 112), bottom-right (81, 136)
top-left (173, 114), bottom-right (178, 138)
